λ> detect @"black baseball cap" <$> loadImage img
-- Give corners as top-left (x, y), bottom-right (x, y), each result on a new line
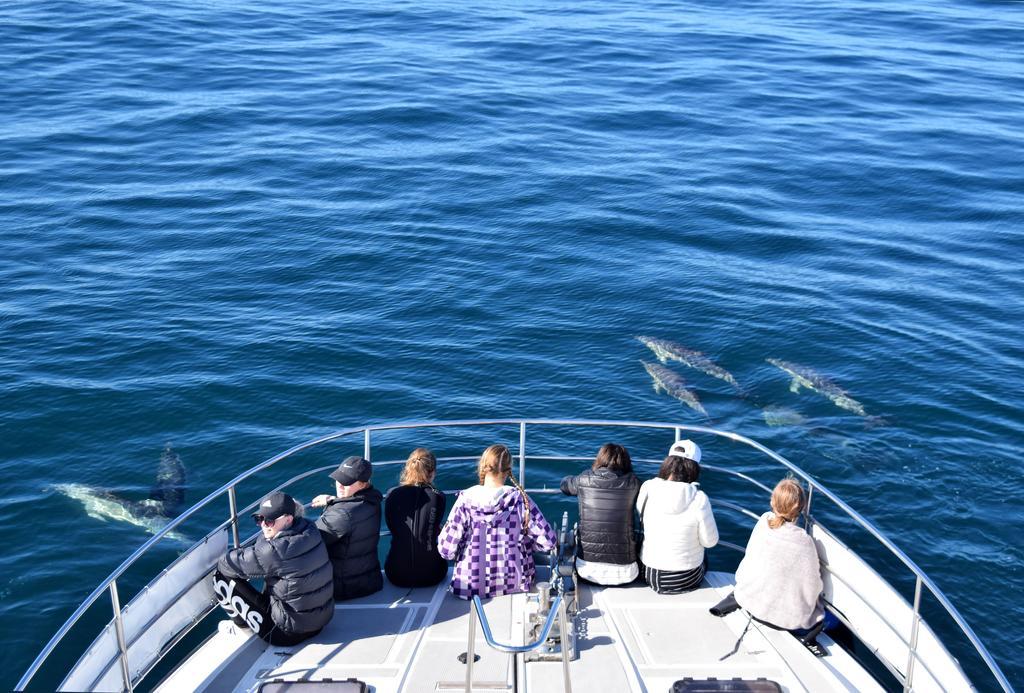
top-left (329, 455), bottom-right (372, 486)
top-left (252, 491), bottom-right (297, 523)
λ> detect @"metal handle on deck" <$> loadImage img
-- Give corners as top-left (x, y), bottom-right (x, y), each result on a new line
top-left (465, 594), bottom-right (572, 693)
top-left (472, 595), bottom-right (562, 653)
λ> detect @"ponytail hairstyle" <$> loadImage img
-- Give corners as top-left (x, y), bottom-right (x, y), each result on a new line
top-left (477, 444), bottom-right (532, 531)
top-left (477, 444), bottom-right (512, 485)
top-left (768, 477), bottom-right (806, 529)
top-left (400, 447), bottom-right (437, 486)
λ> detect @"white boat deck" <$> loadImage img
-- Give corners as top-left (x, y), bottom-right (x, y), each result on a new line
top-left (155, 571), bottom-right (883, 693)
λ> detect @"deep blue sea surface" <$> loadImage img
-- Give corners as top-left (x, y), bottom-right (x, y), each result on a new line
top-left (2, 0), bottom-right (1023, 689)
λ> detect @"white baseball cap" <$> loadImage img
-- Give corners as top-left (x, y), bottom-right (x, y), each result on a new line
top-left (668, 439), bottom-right (702, 462)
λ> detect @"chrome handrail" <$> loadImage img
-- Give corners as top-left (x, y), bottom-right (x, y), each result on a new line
top-left (466, 594), bottom-right (572, 693)
top-left (18, 419), bottom-right (1012, 692)
top-left (471, 594), bottom-right (563, 654)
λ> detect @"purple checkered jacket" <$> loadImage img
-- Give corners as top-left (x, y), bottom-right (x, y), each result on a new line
top-left (438, 486), bottom-right (556, 600)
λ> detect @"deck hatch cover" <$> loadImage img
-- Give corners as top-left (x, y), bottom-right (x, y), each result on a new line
top-left (258, 678), bottom-right (367, 692)
top-left (671, 677), bottom-right (783, 692)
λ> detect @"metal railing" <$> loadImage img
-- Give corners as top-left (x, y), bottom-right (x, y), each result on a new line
top-left (466, 594), bottom-right (572, 693)
top-left (17, 419), bottom-right (1013, 692)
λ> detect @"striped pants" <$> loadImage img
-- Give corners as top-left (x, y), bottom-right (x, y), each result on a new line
top-left (644, 560), bottom-right (706, 594)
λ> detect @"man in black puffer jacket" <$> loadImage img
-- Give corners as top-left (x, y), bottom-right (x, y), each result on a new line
top-left (561, 443), bottom-right (640, 585)
top-left (214, 492), bottom-right (334, 645)
top-left (313, 456), bottom-right (384, 600)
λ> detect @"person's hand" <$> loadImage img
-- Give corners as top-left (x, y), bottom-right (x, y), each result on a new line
top-left (312, 494), bottom-right (335, 508)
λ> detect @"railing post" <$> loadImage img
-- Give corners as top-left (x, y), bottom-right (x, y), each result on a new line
top-left (558, 594), bottom-right (573, 693)
top-left (109, 580), bottom-right (133, 693)
top-left (227, 486), bottom-right (240, 549)
top-left (519, 422), bottom-right (527, 487)
top-left (804, 482), bottom-right (814, 529)
top-left (675, 427), bottom-right (682, 443)
top-left (364, 428), bottom-right (371, 462)
top-left (465, 599), bottom-right (477, 693)
top-left (904, 576), bottom-right (923, 692)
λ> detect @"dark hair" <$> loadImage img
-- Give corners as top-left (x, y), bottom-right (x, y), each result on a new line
top-left (593, 443), bottom-right (632, 474)
top-left (658, 455), bottom-right (700, 483)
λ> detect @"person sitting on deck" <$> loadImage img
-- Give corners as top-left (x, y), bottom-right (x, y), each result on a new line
top-left (560, 443), bottom-right (640, 585)
top-left (384, 447), bottom-right (448, 587)
top-left (722, 477), bottom-right (827, 653)
top-left (437, 444), bottom-right (556, 599)
top-left (213, 492), bottom-right (334, 645)
top-left (637, 440), bottom-right (719, 594)
top-left (312, 455), bottom-right (384, 600)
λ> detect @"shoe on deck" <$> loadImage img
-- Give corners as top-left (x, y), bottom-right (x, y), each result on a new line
top-left (218, 620), bottom-right (251, 637)
top-left (802, 639), bottom-right (828, 657)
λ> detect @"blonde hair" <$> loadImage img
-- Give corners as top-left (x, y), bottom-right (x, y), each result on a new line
top-left (768, 478), bottom-right (806, 529)
top-left (477, 444), bottom-right (512, 484)
top-left (399, 447), bottom-right (437, 486)
top-left (477, 444), bottom-right (532, 531)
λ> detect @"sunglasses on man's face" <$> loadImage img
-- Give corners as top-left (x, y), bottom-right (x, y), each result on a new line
top-left (254, 515), bottom-right (277, 527)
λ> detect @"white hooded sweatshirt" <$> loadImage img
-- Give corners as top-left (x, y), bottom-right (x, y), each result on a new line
top-left (637, 478), bottom-right (719, 571)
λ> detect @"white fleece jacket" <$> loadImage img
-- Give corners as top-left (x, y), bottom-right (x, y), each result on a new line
top-left (734, 511), bottom-right (824, 630)
top-left (637, 478), bottom-right (719, 571)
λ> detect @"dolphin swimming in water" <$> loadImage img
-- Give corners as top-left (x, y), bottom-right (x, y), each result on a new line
top-left (766, 358), bottom-right (868, 417)
top-left (636, 336), bottom-right (743, 392)
top-left (761, 405), bottom-right (807, 428)
top-left (53, 444), bottom-right (188, 540)
top-left (641, 360), bottom-right (708, 416)
top-left (149, 443), bottom-right (186, 510)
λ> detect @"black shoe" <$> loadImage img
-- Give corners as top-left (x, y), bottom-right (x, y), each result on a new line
top-left (803, 639), bottom-right (827, 657)
top-left (709, 593), bottom-right (740, 617)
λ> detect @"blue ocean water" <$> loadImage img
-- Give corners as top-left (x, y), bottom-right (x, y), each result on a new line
top-left (2, 0), bottom-right (1023, 688)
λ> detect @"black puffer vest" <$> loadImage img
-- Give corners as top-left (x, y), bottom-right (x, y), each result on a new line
top-left (561, 469), bottom-right (640, 564)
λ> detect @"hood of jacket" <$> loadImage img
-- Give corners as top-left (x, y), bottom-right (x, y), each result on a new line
top-left (641, 478), bottom-right (701, 515)
top-left (268, 517), bottom-right (321, 558)
top-left (459, 486), bottom-right (521, 524)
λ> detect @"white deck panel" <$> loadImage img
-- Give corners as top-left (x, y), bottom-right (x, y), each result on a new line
top-left (525, 573), bottom-right (884, 693)
top-left (158, 571), bottom-right (887, 693)
top-left (404, 594), bottom-right (518, 693)
top-left (159, 576), bottom-right (519, 693)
